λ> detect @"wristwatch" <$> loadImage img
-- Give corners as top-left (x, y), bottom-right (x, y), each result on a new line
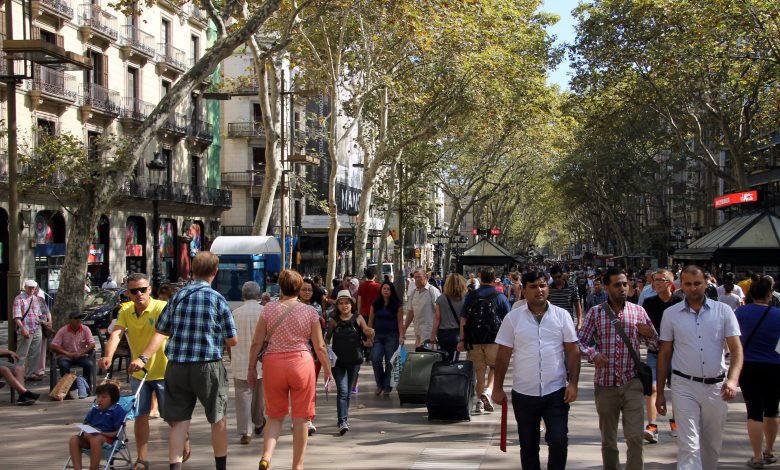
top-left (138, 355), bottom-right (149, 364)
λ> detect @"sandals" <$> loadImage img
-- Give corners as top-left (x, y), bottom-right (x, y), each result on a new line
top-left (764, 452), bottom-right (778, 464)
top-left (133, 459), bottom-right (150, 470)
top-left (259, 456), bottom-right (271, 469)
top-left (182, 433), bottom-right (191, 463)
top-left (747, 457), bottom-right (765, 469)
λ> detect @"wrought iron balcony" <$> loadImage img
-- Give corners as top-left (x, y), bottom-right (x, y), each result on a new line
top-left (157, 43), bottom-right (186, 72)
top-left (33, 0), bottom-right (74, 21)
top-left (221, 225), bottom-right (253, 236)
top-left (122, 177), bottom-right (232, 208)
top-left (27, 65), bottom-right (78, 102)
top-left (187, 3), bottom-right (207, 24)
top-left (120, 25), bottom-right (155, 59)
top-left (228, 122), bottom-right (265, 138)
top-left (120, 97), bottom-right (155, 121)
top-left (221, 171), bottom-right (265, 188)
top-left (161, 112), bottom-right (187, 136)
top-left (187, 119), bottom-right (213, 143)
top-left (78, 4), bottom-right (119, 42)
top-left (81, 83), bottom-right (121, 116)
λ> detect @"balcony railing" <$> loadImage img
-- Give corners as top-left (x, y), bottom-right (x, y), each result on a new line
top-left (157, 43), bottom-right (186, 71)
top-left (221, 225), bottom-right (253, 236)
top-left (121, 97), bottom-right (155, 121)
top-left (121, 25), bottom-right (155, 57)
top-left (38, 0), bottom-right (74, 19)
top-left (221, 171), bottom-right (265, 187)
top-left (188, 3), bottom-right (207, 23)
top-left (122, 177), bottom-right (232, 207)
top-left (79, 4), bottom-right (119, 41)
top-left (28, 65), bottom-right (78, 101)
top-left (228, 122), bottom-right (265, 138)
top-left (162, 112), bottom-right (187, 135)
top-left (188, 119), bottom-right (213, 142)
top-left (81, 83), bottom-right (121, 115)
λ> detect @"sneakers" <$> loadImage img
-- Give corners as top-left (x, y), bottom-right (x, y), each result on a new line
top-left (307, 420), bottom-right (316, 436)
top-left (669, 419), bottom-right (678, 438)
top-left (338, 421), bottom-right (349, 435)
top-left (16, 390), bottom-right (39, 405)
top-left (480, 393), bottom-right (494, 413)
top-left (644, 424), bottom-right (659, 443)
top-left (474, 400), bottom-right (485, 414)
top-left (351, 385), bottom-right (359, 395)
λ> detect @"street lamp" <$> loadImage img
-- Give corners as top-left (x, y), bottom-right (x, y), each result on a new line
top-left (347, 209), bottom-right (359, 275)
top-left (147, 153), bottom-right (166, 296)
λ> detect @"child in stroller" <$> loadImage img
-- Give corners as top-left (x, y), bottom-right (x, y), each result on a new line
top-left (68, 381), bottom-right (127, 470)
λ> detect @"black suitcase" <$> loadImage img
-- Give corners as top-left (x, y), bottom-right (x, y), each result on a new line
top-left (426, 360), bottom-right (475, 421)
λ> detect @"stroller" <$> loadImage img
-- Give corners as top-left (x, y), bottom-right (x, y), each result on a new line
top-left (63, 369), bottom-right (147, 470)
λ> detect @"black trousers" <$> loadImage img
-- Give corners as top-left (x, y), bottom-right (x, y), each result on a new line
top-left (512, 387), bottom-right (570, 470)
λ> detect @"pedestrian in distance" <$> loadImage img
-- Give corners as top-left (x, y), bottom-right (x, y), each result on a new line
top-left (300, 277), bottom-right (326, 435)
top-left (13, 279), bottom-right (50, 381)
top-left (128, 251), bottom-right (238, 470)
top-left (403, 268), bottom-right (441, 347)
top-left (247, 269), bottom-right (332, 470)
top-left (735, 276), bottom-right (780, 469)
top-left (656, 265), bottom-right (744, 470)
top-left (326, 290), bottom-right (375, 435)
top-left (578, 267), bottom-right (658, 470)
top-left (548, 266), bottom-right (583, 330)
top-left (368, 280), bottom-right (404, 396)
top-left (492, 270), bottom-right (581, 470)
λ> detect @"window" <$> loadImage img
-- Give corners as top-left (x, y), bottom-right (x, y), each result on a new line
top-left (85, 50), bottom-right (107, 86)
top-left (87, 131), bottom-right (101, 162)
top-left (161, 19), bottom-right (171, 45)
top-left (190, 35), bottom-right (200, 62)
top-left (190, 155), bottom-right (199, 186)
top-left (161, 147), bottom-right (172, 184)
top-left (127, 67), bottom-right (138, 100)
top-left (36, 118), bottom-right (56, 147)
top-left (161, 79), bottom-right (171, 97)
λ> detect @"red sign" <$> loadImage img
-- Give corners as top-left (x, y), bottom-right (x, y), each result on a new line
top-left (489, 228), bottom-right (502, 235)
top-left (714, 191), bottom-right (758, 209)
top-left (471, 228), bottom-right (479, 235)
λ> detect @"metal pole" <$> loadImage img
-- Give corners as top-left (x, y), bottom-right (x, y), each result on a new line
top-left (151, 198), bottom-right (161, 297)
top-left (280, 75), bottom-right (286, 271)
top-left (351, 223), bottom-right (356, 275)
top-left (5, 0), bottom-right (20, 348)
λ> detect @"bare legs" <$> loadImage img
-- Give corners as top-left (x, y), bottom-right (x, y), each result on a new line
top-left (261, 416), bottom-right (309, 470)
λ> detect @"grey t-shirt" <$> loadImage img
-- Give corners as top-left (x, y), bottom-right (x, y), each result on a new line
top-left (436, 295), bottom-right (464, 330)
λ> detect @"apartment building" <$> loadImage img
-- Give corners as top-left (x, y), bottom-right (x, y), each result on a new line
top-left (0, 0), bottom-right (228, 318)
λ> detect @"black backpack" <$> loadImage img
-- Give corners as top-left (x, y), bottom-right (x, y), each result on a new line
top-left (331, 314), bottom-right (363, 366)
top-left (464, 293), bottom-right (501, 348)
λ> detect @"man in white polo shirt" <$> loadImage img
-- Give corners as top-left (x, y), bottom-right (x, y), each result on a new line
top-left (656, 265), bottom-right (743, 470)
top-left (492, 270), bottom-right (581, 470)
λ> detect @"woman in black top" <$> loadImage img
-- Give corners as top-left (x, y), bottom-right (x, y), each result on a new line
top-left (368, 281), bottom-right (404, 396)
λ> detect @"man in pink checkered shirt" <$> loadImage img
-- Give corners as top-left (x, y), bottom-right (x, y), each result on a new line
top-left (578, 267), bottom-right (658, 470)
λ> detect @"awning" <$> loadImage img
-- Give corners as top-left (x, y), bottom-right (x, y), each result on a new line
top-left (210, 236), bottom-right (281, 255)
top-left (457, 238), bottom-right (523, 271)
top-left (674, 211), bottom-right (780, 263)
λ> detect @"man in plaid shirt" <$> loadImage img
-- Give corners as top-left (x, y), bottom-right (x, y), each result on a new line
top-left (578, 267), bottom-right (658, 470)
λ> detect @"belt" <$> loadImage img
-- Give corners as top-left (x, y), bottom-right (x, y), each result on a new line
top-left (672, 369), bottom-right (725, 384)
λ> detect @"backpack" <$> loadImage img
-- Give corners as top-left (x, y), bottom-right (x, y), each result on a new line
top-left (463, 292), bottom-right (501, 348)
top-left (331, 314), bottom-right (363, 366)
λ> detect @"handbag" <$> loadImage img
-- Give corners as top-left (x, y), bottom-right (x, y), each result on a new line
top-left (257, 302), bottom-right (297, 363)
top-left (602, 302), bottom-right (654, 396)
top-left (49, 372), bottom-right (78, 401)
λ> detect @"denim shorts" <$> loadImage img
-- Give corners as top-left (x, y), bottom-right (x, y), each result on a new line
top-left (646, 351), bottom-right (658, 382)
top-left (130, 376), bottom-right (165, 416)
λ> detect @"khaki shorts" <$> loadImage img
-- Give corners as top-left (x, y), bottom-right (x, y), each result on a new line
top-left (164, 360), bottom-right (228, 424)
top-left (468, 343), bottom-right (498, 371)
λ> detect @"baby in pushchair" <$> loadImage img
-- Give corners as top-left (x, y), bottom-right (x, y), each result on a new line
top-left (68, 381), bottom-right (127, 470)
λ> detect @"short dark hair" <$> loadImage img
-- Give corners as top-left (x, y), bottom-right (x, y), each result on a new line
top-left (680, 265), bottom-right (705, 280)
top-left (602, 267), bottom-right (626, 286)
top-left (479, 267), bottom-right (496, 284)
top-left (126, 272), bottom-right (149, 284)
top-left (364, 266), bottom-right (376, 279)
top-left (95, 382), bottom-right (120, 404)
top-left (521, 270), bottom-right (547, 286)
top-left (549, 266), bottom-right (563, 276)
top-left (750, 276), bottom-right (774, 300)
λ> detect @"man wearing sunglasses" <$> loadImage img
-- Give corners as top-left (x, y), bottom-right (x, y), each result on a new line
top-left (100, 272), bottom-right (183, 470)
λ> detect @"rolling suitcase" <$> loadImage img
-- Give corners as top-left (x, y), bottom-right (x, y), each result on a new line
top-left (396, 350), bottom-right (446, 405)
top-left (426, 360), bottom-right (475, 421)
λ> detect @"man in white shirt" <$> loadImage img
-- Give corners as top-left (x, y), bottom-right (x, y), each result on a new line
top-left (492, 270), bottom-right (581, 470)
top-left (403, 268), bottom-right (440, 346)
top-left (656, 265), bottom-right (743, 470)
top-left (229, 281), bottom-right (266, 445)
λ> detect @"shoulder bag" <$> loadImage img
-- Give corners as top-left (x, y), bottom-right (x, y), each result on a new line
top-left (744, 305), bottom-right (773, 351)
top-left (257, 302), bottom-right (297, 363)
top-left (602, 302), bottom-right (653, 396)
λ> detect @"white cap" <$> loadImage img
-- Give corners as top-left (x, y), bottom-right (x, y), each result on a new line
top-left (23, 279), bottom-right (37, 288)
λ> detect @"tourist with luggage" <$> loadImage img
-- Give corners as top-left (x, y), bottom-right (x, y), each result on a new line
top-left (326, 290), bottom-right (375, 435)
top-left (430, 273), bottom-right (467, 362)
top-left (368, 281), bottom-right (404, 396)
top-left (403, 268), bottom-right (441, 347)
top-left (493, 270), bottom-right (581, 470)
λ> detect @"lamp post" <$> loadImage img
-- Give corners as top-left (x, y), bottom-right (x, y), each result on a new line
top-left (347, 209), bottom-right (359, 275)
top-left (147, 153), bottom-right (166, 296)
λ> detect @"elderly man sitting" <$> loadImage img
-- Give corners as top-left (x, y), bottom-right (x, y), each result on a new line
top-left (50, 311), bottom-right (96, 394)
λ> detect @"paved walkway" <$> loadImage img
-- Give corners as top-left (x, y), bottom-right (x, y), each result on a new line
top-left (0, 322), bottom-right (756, 469)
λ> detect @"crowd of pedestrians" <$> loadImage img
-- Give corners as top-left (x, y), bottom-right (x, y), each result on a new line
top-left (3, 253), bottom-right (779, 470)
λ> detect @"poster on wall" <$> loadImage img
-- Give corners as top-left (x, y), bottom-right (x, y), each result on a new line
top-left (159, 221), bottom-right (175, 258)
top-left (125, 220), bottom-right (143, 256)
top-left (34, 214), bottom-right (54, 244)
top-left (88, 244), bottom-right (104, 264)
top-left (189, 222), bottom-right (202, 258)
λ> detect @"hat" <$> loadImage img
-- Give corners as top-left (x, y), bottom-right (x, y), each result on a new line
top-left (350, 278), bottom-right (359, 289)
top-left (107, 276), bottom-right (113, 282)
top-left (68, 311), bottom-right (87, 320)
top-left (23, 279), bottom-right (38, 288)
top-left (336, 290), bottom-right (353, 301)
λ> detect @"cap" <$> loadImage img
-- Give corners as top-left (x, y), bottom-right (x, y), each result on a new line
top-left (68, 311), bottom-right (87, 320)
top-left (350, 278), bottom-right (359, 289)
top-left (23, 279), bottom-right (38, 288)
top-left (336, 290), bottom-right (353, 301)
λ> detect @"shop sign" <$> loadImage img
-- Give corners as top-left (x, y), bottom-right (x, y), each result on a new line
top-left (714, 191), bottom-right (758, 209)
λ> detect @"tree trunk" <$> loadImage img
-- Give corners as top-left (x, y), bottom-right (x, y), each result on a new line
top-left (51, 0), bottom-right (283, 322)
top-left (325, 83), bottom-right (340, 284)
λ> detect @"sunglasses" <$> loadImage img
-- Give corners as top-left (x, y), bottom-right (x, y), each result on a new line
top-left (128, 286), bottom-right (150, 294)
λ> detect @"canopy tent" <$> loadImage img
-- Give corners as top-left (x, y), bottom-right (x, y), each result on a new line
top-left (457, 238), bottom-right (525, 274)
top-left (673, 211), bottom-right (780, 265)
top-left (210, 236), bottom-right (281, 255)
